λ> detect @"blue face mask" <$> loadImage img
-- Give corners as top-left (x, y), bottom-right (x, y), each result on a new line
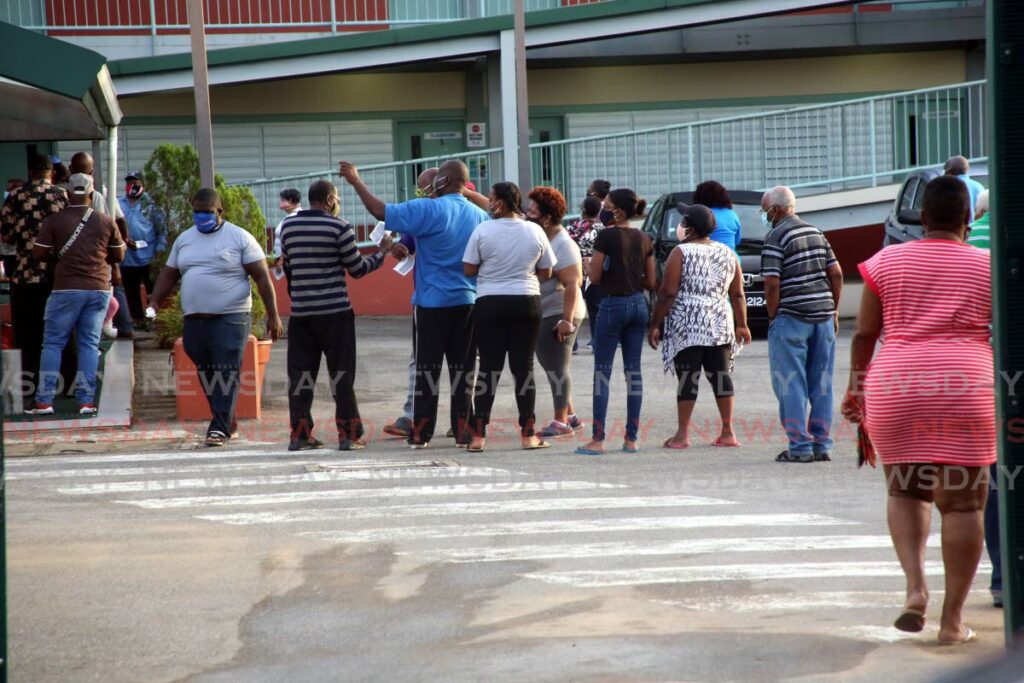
top-left (194, 211), bottom-right (220, 234)
top-left (760, 210), bottom-right (772, 229)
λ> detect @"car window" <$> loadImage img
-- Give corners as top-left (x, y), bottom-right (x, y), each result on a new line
top-left (663, 204), bottom-right (767, 242)
top-left (899, 178), bottom-right (920, 212)
top-left (912, 180), bottom-right (927, 211)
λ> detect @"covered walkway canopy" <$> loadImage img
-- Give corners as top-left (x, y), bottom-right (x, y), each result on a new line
top-left (0, 21), bottom-right (123, 212)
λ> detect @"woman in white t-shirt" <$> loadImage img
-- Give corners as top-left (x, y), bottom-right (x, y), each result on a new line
top-left (463, 182), bottom-right (556, 452)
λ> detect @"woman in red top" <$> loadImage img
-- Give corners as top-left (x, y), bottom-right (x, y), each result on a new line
top-left (842, 176), bottom-right (994, 645)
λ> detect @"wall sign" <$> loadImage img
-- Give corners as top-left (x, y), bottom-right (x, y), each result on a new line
top-left (467, 122), bottom-right (487, 148)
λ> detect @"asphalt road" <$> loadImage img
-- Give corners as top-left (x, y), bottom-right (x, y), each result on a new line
top-left (5, 318), bottom-right (1008, 682)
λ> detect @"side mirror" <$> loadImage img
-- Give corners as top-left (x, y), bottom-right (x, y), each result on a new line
top-left (897, 208), bottom-right (922, 226)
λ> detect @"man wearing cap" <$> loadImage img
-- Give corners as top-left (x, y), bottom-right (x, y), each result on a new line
top-left (0, 154), bottom-right (68, 405)
top-left (25, 174), bottom-right (125, 415)
top-left (119, 171), bottom-right (166, 327)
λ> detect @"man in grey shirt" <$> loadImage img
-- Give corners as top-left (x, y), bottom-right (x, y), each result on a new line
top-left (150, 187), bottom-right (282, 447)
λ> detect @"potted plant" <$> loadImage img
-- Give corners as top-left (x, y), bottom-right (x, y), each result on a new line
top-left (143, 144), bottom-right (275, 421)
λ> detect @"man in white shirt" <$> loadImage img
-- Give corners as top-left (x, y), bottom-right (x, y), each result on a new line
top-left (272, 188), bottom-right (302, 263)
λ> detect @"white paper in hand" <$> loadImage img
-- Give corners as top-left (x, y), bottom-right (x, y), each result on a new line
top-left (393, 254), bottom-right (415, 276)
top-left (272, 267), bottom-right (286, 281)
top-left (370, 221), bottom-right (387, 246)
top-left (134, 239), bottom-right (148, 249)
top-left (145, 306), bottom-right (157, 320)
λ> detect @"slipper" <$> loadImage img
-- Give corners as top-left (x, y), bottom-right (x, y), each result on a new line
top-left (894, 609), bottom-right (926, 633)
top-left (938, 628), bottom-right (976, 646)
top-left (523, 440), bottom-right (550, 451)
top-left (574, 447), bottom-right (603, 456)
top-left (663, 439), bottom-right (689, 450)
top-left (775, 451), bottom-right (814, 463)
top-left (467, 445), bottom-right (485, 453)
top-left (622, 445), bottom-right (640, 454)
top-left (713, 438), bottom-right (741, 448)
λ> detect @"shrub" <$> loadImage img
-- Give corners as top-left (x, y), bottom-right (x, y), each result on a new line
top-left (146, 144), bottom-right (270, 348)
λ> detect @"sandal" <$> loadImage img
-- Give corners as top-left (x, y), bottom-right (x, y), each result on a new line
top-left (522, 440), bottom-right (550, 451)
top-left (713, 437), bottom-right (741, 448)
top-left (894, 608), bottom-right (926, 633)
top-left (205, 431), bottom-right (228, 447)
top-left (663, 439), bottom-right (689, 450)
top-left (938, 628), bottom-right (976, 646)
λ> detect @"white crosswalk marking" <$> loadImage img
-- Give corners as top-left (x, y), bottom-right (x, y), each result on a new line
top-left (19, 448), bottom-right (964, 616)
top-left (195, 494), bottom-right (736, 524)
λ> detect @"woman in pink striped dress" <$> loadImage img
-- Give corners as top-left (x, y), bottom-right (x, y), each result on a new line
top-left (842, 176), bottom-right (994, 645)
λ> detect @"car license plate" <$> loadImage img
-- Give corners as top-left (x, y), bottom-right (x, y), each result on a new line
top-left (746, 295), bottom-right (766, 307)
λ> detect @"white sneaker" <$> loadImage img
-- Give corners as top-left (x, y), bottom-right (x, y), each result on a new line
top-left (102, 323), bottom-right (118, 339)
top-left (24, 403), bottom-right (55, 415)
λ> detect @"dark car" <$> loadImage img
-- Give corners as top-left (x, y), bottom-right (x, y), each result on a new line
top-left (640, 190), bottom-right (770, 331)
top-left (883, 163), bottom-right (988, 246)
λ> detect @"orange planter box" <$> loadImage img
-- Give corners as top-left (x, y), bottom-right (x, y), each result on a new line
top-left (173, 335), bottom-right (273, 421)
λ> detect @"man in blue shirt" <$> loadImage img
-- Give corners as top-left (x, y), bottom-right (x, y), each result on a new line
top-left (119, 172), bottom-right (166, 326)
top-left (944, 156), bottom-right (986, 217)
top-left (341, 159), bottom-right (487, 448)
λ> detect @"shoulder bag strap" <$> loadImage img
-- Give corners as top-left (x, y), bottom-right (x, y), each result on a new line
top-left (56, 207), bottom-right (94, 260)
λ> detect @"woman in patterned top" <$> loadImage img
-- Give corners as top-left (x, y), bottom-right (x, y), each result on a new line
top-left (649, 203), bottom-right (751, 449)
top-left (569, 196), bottom-right (605, 348)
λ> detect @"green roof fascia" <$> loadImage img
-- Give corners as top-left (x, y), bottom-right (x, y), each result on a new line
top-left (0, 21), bottom-right (107, 100)
top-left (108, 0), bottom-right (737, 78)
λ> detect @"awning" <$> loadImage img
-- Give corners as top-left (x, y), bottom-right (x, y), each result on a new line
top-left (0, 21), bottom-right (122, 141)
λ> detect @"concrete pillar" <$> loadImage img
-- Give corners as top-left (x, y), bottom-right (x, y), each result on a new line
top-left (486, 53), bottom-right (503, 151)
top-left (499, 29), bottom-right (519, 185)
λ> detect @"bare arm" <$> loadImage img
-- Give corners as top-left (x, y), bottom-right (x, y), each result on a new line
top-left (643, 253), bottom-right (658, 292)
top-left (764, 275), bottom-right (780, 319)
top-left (842, 284), bottom-right (882, 423)
top-left (536, 266), bottom-right (553, 282)
top-left (463, 262), bottom-right (479, 277)
top-left (149, 266), bottom-right (181, 309)
top-left (462, 187), bottom-right (490, 212)
top-left (589, 251), bottom-right (605, 285)
top-left (729, 256), bottom-right (751, 344)
top-left (243, 259), bottom-right (283, 341)
top-left (827, 262), bottom-right (843, 310)
top-left (648, 248), bottom-right (682, 349)
top-left (339, 162), bottom-right (385, 221)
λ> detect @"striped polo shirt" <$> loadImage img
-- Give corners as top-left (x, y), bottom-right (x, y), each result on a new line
top-left (760, 215), bottom-right (839, 323)
top-left (280, 209), bottom-right (384, 316)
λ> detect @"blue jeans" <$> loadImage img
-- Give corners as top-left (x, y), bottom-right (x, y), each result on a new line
top-left (183, 313), bottom-right (251, 436)
top-left (985, 463), bottom-right (1002, 596)
top-left (768, 313), bottom-right (836, 456)
top-left (111, 285), bottom-right (133, 335)
top-left (591, 292), bottom-right (648, 442)
top-left (36, 289), bottom-right (111, 405)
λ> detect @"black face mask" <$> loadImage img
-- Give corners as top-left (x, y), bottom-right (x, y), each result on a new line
top-left (599, 209), bottom-right (615, 225)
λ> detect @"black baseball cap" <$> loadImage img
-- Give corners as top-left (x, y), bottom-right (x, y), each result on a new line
top-left (124, 170), bottom-right (143, 181)
top-left (676, 202), bottom-right (717, 237)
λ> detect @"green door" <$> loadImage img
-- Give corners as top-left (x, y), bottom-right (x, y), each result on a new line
top-left (396, 120), bottom-right (466, 200)
top-left (893, 97), bottom-right (969, 172)
top-left (529, 116), bottom-right (566, 194)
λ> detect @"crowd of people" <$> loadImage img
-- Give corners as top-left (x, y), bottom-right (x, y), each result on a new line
top-left (0, 149), bottom-right (1001, 644)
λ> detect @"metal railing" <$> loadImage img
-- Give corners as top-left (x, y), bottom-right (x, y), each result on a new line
top-left (2, 0), bottom-right (605, 33)
top-left (531, 80), bottom-right (987, 211)
top-left (235, 80), bottom-right (986, 229)
top-left (244, 148), bottom-right (503, 239)
top-left (2, 0), bottom-right (982, 34)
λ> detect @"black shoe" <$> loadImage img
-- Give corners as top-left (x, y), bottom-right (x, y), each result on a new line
top-left (288, 437), bottom-right (324, 452)
top-left (775, 450), bottom-right (814, 463)
top-left (446, 428), bottom-right (456, 438)
top-left (813, 452), bottom-right (832, 462)
top-left (993, 590), bottom-right (1004, 608)
top-left (338, 438), bottom-right (366, 451)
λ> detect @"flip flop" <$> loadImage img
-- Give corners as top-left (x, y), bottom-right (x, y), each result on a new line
top-left (663, 439), bottom-right (689, 450)
top-left (574, 447), bottom-right (603, 456)
top-left (622, 445), bottom-right (640, 454)
top-left (938, 628), bottom-right (976, 646)
top-left (467, 444), bottom-right (485, 453)
top-left (713, 438), bottom-right (741, 448)
top-left (523, 440), bottom-right (550, 451)
top-left (894, 608), bottom-right (926, 633)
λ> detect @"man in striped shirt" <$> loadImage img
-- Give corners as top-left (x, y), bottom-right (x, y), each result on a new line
top-left (280, 180), bottom-right (391, 451)
top-left (761, 186), bottom-right (843, 464)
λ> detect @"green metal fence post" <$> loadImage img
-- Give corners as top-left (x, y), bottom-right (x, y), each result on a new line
top-left (989, 0), bottom-right (1024, 646)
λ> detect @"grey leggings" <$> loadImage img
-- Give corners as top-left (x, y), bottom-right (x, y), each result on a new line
top-left (535, 314), bottom-right (585, 412)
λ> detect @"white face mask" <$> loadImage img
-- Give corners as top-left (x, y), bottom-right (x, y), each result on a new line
top-left (760, 209), bottom-right (773, 228)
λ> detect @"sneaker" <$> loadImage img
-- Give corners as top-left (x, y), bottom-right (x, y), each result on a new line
top-left (813, 452), bottom-right (832, 462)
top-left (775, 450), bottom-right (814, 463)
top-left (383, 416), bottom-right (412, 437)
top-left (993, 590), bottom-right (1004, 608)
top-left (446, 428), bottom-right (456, 438)
top-left (339, 438), bottom-right (366, 451)
top-left (102, 323), bottom-right (118, 339)
top-left (78, 403), bottom-right (98, 416)
top-left (538, 420), bottom-right (574, 439)
top-left (24, 402), bottom-right (55, 416)
top-left (408, 440), bottom-right (429, 450)
top-left (205, 431), bottom-right (228, 447)
top-left (568, 415), bottom-right (583, 432)
top-left (288, 437), bottom-right (324, 452)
